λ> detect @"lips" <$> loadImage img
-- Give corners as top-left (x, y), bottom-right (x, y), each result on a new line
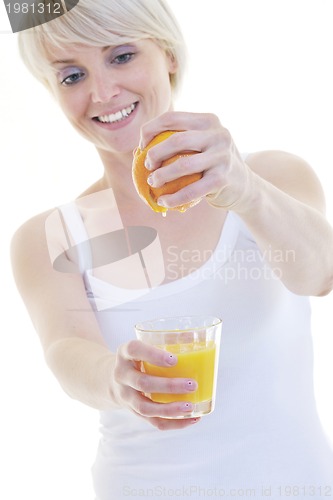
top-left (94, 102), bottom-right (138, 124)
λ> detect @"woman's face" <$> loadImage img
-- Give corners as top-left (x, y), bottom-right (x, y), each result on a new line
top-left (47, 39), bottom-right (177, 154)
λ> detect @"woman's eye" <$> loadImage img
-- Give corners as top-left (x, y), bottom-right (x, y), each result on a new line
top-left (60, 71), bottom-right (85, 86)
top-left (112, 52), bottom-right (135, 65)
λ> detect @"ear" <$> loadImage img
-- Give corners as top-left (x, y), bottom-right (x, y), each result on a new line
top-left (166, 51), bottom-right (178, 75)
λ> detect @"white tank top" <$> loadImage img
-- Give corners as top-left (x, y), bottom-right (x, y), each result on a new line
top-left (59, 199), bottom-right (333, 500)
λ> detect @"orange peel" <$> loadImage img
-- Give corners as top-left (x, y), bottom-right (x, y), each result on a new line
top-left (132, 130), bottom-right (202, 213)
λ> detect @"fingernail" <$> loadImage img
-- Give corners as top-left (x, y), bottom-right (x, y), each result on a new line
top-left (180, 402), bottom-right (193, 412)
top-left (145, 157), bottom-right (152, 170)
top-left (147, 174), bottom-right (155, 187)
top-left (157, 198), bottom-right (166, 207)
top-left (190, 418), bottom-right (200, 424)
top-left (133, 147), bottom-right (138, 156)
top-left (186, 380), bottom-right (197, 391)
top-left (166, 354), bottom-right (177, 365)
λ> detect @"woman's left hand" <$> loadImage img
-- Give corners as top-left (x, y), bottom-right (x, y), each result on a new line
top-left (139, 111), bottom-right (253, 212)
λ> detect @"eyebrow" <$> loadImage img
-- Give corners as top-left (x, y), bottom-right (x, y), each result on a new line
top-left (51, 46), bottom-right (113, 65)
top-left (51, 59), bottom-right (76, 65)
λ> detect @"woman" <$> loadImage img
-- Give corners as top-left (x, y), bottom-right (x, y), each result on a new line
top-left (11, 0), bottom-right (333, 498)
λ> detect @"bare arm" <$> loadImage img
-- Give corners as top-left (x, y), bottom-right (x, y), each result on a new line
top-left (11, 211), bottom-right (116, 409)
top-left (233, 150), bottom-right (333, 296)
top-left (140, 113), bottom-right (333, 296)
top-left (11, 212), bottom-right (198, 429)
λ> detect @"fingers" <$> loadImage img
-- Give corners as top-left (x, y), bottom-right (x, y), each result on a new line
top-left (144, 127), bottom-right (230, 172)
top-left (147, 416), bottom-right (201, 431)
top-left (130, 392), bottom-right (196, 419)
top-left (117, 380), bottom-right (199, 421)
top-left (114, 340), bottom-right (199, 425)
top-left (138, 111), bottom-right (249, 210)
top-left (120, 339), bottom-right (177, 367)
top-left (144, 130), bottom-right (203, 171)
top-left (156, 177), bottom-right (211, 210)
top-left (128, 390), bottom-right (202, 428)
top-left (133, 372), bottom-right (198, 395)
top-left (146, 148), bottom-right (223, 188)
top-left (145, 148), bottom-right (231, 210)
top-left (140, 111), bottom-right (220, 149)
top-left (145, 141), bottom-right (204, 183)
top-left (116, 341), bottom-right (198, 395)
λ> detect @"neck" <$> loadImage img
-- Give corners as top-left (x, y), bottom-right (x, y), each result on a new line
top-left (96, 147), bottom-right (140, 202)
top-left (94, 146), bottom-right (227, 232)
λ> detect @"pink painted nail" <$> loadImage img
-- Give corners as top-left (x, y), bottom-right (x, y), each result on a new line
top-left (166, 354), bottom-right (177, 365)
top-left (157, 198), bottom-right (166, 207)
top-left (186, 380), bottom-right (197, 391)
top-left (147, 174), bottom-right (155, 186)
top-left (190, 418), bottom-right (200, 424)
top-left (181, 402), bottom-right (193, 411)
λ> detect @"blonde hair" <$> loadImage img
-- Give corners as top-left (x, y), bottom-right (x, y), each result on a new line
top-left (18, 0), bottom-right (187, 94)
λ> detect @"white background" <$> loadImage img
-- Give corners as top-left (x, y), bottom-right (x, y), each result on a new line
top-left (0, 1), bottom-right (332, 499)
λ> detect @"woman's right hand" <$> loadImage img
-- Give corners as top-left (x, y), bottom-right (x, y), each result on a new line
top-left (113, 340), bottom-right (200, 430)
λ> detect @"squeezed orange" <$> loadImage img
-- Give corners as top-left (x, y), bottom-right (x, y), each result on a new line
top-left (143, 341), bottom-right (216, 403)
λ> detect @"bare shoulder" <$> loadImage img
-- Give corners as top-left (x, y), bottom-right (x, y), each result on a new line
top-left (11, 210), bottom-right (54, 277)
top-left (11, 208), bottom-right (71, 281)
top-left (245, 150), bottom-right (326, 214)
top-left (11, 210), bottom-right (105, 351)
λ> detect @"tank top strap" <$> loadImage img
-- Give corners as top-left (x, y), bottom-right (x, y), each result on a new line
top-left (58, 201), bottom-right (93, 273)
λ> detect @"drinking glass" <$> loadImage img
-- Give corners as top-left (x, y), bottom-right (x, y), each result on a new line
top-left (135, 315), bottom-right (222, 417)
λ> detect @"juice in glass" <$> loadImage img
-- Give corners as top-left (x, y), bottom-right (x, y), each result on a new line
top-left (135, 316), bottom-right (222, 417)
top-left (143, 341), bottom-right (216, 403)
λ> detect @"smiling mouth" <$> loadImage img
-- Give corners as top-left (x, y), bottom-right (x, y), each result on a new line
top-left (94, 102), bottom-right (138, 124)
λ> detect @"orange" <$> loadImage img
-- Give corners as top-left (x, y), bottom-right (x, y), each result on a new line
top-left (132, 130), bottom-right (203, 213)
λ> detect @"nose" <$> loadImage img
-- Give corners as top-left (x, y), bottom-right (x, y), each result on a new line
top-left (90, 69), bottom-right (120, 103)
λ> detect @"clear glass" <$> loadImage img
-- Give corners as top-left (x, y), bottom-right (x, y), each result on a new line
top-left (135, 315), bottom-right (222, 418)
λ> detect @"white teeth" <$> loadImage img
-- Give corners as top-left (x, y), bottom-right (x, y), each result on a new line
top-left (97, 103), bottom-right (136, 123)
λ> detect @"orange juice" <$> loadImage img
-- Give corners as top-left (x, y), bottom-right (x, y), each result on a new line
top-left (143, 341), bottom-right (216, 403)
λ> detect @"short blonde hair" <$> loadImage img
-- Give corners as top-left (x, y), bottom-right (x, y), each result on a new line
top-left (18, 0), bottom-right (187, 94)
